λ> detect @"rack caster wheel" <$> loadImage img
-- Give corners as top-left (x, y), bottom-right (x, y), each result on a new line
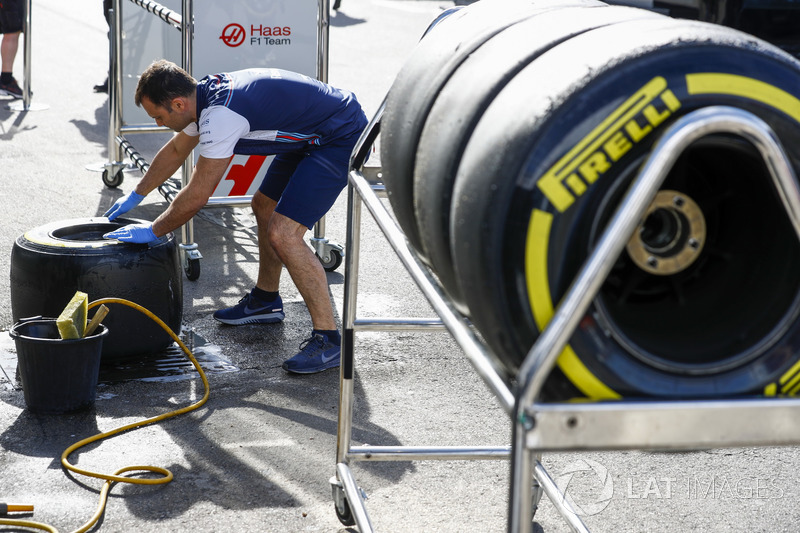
top-left (184, 257), bottom-right (200, 281)
top-left (531, 479), bottom-right (543, 520)
top-left (334, 497), bottom-right (355, 527)
top-left (317, 248), bottom-right (343, 272)
top-left (331, 481), bottom-right (356, 526)
top-left (180, 244), bottom-right (202, 281)
top-left (102, 168), bottom-right (124, 188)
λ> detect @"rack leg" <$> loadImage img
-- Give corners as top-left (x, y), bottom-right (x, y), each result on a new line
top-left (332, 181), bottom-right (371, 529)
top-left (509, 412), bottom-right (534, 533)
top-left (510, 411), bottom-right (592, 533)
top-left (531, 452), bottom-right (543, 518)
top-left (533, 461), bottom-right (591, 533)
top-left (337, 182), bottom-right (361, 464)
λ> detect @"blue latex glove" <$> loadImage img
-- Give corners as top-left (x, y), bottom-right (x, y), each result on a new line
top-left (104, 191), bottom-right (145, 220)
top-left (103, 223), bottom-right (158, 243)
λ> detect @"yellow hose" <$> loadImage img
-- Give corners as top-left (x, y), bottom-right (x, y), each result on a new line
top-left (0, 298), bottom-right (210, 533)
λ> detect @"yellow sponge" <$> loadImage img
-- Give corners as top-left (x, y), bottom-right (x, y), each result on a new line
top-left (56, 291), bottom-right (89, 339)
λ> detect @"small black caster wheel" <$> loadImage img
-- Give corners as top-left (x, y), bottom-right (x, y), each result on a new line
top-left (317, 249), bottom-right (343, 272)
top-left (184, 258), bottom-right (200, 281)
top-left (334, 498), bottom-right (355, 527)
top-left (102, 169), bottom-right (124, 188)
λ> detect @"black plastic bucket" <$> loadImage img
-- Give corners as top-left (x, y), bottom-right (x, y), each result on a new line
top-left (9, 318), bottom-right (108, 414)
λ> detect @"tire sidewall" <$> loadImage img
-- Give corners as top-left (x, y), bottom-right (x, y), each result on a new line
top-left (10, 218), bottom-right (183, 359)
top-left (451, 20), bottom-right (800, 398)
top-left (413, 5), bottom-right (666, 311)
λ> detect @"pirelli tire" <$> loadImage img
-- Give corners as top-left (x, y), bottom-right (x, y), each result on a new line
top-left (448, 18), bottom-right (800, 400)
top-left (10, 217), bottom-right (183, 360)
top-left (412, 4), bottom-right (665, 311)
top-left (380, 0), bottom-right (605, 260)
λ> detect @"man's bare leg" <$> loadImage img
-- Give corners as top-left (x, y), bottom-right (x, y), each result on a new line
top-left (211, 191), bottom-right (287, 325)
top-left (1, 32), bottom-right (20, 73)
top-left (267, 210), bottom-right (336, 331)
top-left (252, 191), bottom-right (284, 293)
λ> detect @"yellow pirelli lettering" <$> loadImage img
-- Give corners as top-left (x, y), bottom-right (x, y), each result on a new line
top-left (537, 77), bottom-right (682, 212)
top-left (782, 370), bottom-right (800, 394)
top-left (577, 152), bottom-right (611, 184)
top-left (604, 130), bottom-right (633, 162)
top-left (761, 345), bottom-right (800, 396)
top-left (565, 174), bottom-right (587, 196)
top-left (525, 209), bottom-right (621, 400)
top-left (686, 73), bottom-right (800, 124)
top-left (771, 356), bottom-right (800, 396)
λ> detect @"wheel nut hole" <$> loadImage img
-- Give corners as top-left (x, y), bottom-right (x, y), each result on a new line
top-left (640, 208), bottom-right (683, 254)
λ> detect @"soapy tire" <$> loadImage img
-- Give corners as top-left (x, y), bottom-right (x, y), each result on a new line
top-left (449, 18), bottom-right (800, 399)
top-left (10, 217), bottom-right (183, 360)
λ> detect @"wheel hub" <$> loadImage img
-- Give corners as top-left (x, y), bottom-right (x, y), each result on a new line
top-left (626, 190), bottom-right (706, 275)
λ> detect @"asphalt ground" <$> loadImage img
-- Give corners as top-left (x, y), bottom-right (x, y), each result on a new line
top-left (1, 1), bottom-right (799, 532)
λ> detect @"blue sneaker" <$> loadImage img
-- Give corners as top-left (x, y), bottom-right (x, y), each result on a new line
top-left (282, 334), bottom-right (340, 374)
top-left (213, 292), bottom-right (284, 325)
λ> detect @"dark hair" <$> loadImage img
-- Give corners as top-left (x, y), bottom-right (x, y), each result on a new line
top-left (135, 59), bottom-right (197, 108)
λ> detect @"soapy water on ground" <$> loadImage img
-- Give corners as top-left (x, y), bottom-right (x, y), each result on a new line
top-left (0, 328), bottom-right (237, 390)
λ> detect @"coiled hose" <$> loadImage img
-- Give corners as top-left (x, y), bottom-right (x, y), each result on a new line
top-left (0, 298), bottom-right (210, 533)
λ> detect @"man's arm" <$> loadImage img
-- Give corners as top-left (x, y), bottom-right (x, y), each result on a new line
top-left (150, 155), bottom-right (232, 237)
top-left (104, 131), bottom-right (201, 221)
top-left (134, 131), bottom-right (200, 196)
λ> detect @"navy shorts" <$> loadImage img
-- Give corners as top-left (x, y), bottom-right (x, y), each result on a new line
top-left (258, 133), bottom-right (358, 229)
top-left (0, 0), bottom-right (24, 34)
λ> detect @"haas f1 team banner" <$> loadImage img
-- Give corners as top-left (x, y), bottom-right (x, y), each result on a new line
top-left (194, 0), bottom-right (320, 198)
top-left (193, 0), bottom-right (319, 80)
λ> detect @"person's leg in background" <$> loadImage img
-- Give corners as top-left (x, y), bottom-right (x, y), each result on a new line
top-left (94, 0), bottom-right (112, 92)
top-left (0, 0), bottom-right (23, 98)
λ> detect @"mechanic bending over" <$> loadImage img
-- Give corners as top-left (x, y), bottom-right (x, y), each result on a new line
top-left (103, 59), bottom-right (368, 375)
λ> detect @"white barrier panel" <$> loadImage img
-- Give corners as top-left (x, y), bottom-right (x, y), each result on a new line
top-left (193, 1), bottom-right (319, 79)
top-left (192, 0), bottom-right (320, 199)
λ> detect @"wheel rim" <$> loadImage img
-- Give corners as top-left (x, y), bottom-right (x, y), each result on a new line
top-left (594, 135), bottom-right (800, 375)
top-left (50, 220), bottom-right (126, 242)
top-left (21, 217), bottom-right (163, 252)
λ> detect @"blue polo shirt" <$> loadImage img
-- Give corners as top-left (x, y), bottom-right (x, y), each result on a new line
top-left (185, 68), bottom-right (367, 158)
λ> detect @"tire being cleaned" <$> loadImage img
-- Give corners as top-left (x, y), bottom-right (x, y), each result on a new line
top-left (10, 217), bottom-right (183, 360)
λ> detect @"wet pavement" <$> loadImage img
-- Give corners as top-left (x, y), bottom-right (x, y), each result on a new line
top-left (1, 1), bottom-right (800, 532)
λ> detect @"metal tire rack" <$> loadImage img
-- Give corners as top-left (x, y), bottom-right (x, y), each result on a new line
top-left (332, 102), bottom-right (800, 532)
top-left (103, 0), bottom-right (341, 280)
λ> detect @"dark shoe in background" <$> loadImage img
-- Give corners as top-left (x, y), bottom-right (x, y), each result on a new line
top-left (94, 77), bottom-right (108, 93)
top-left (0, 76), bottom-right (23, 99)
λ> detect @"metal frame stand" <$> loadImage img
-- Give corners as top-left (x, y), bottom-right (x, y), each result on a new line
top-left (333, 104), bottom-right (800, 532)
top-left (6, 0), bottom-right (48, 112)
top-left (102, 0), bottom-right (340, 280)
